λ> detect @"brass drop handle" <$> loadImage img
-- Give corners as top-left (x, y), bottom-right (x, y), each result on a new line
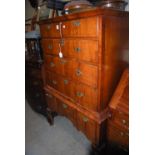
top-left (75, 47), bottom-right (81, 52)
top-left (122, 119), bottom-right (126, 124)
top-left (47, 25), bottom-right (51, 30)
top-left (62, 104), bottom-right (67, 109)
top-left (83, 117), bottom-right (89, 122)
top-left (120, 132), bottom-right (124, 136)
top-left (48, 44), bottom-right (52, 49)
top-left (60, 59), bottom-right (67, 64)
top-left (64, 79), bottom-right (69, 85)
top-left (60, 39), bottom-right (64, 46)
top-left (73, 21), bottom-right (80, 26)
top-left (52, 80), bottom-right (57, 85)
top-left (35, 93), bottom-right (40, 97)
top-left (76, 92), bottom-right (84, 97)
top-left (50, 62), bottom-right (55, 67)
top-left (45, 93), bottom-right (52, 98)
top-left (76, 69), bottom-right (82, 76)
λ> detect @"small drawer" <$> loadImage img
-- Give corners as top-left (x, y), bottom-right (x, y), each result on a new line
top-left (45, 71), bottom-right (76, 101)
top-left (76, 84), bottom-right (98, 112)
top-left (41, 39), bottom-right (59, 55)
top-left (40, 23), bottom-right (60, 38)
top-left (107, 121), bottom-right (129, 147)
top-left (77, 111), bottom-right (96, 144)
top-left (62, 17), bottom-right (99, 37)
top-left (45, 92), bottom-right (57, 112)
top-left (112, 111), bottom-right (129, 129)
top-left (44, 55), bottom-right (78, 79)
top-left (57, 99), bottom-right (77, 126)
top-left (75, 62), bottom-right (98, 88)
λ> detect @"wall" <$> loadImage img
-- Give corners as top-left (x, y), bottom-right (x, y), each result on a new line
top-left (25, 0), bottom-right (35, 20)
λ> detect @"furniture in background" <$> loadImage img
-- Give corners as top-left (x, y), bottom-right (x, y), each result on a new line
top-left (39, 8), bottom-right (129, 152)
top-left (107, 68), bottom-right (129, 152)
top-left (25, 32), bottom-right (47, 117)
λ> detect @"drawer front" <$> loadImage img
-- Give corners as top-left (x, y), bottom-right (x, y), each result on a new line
top-left (45, 56), bottom-right (98, 88)
top-left (41, 39), bottom-right (59, 55)
top-left (61, 39), bottom-right (98, 63)
top-left (77, 112), bottom-right (96, 143)
top-left (62, 17), bottom-right (98, 37)
top-left (44, 55), bottom-right (78, 79)
top-left (112, 111), bottom-right (129, 130)
top-left (76, 84), bottom-right (98, 111)
top-left (45, 71), bottom-right (76, 101)
top-left (45, 93), bottom-right (57, 112)
top-left (75, 62), bottom-right (98, 88)
top-left (42, 39), bottom-right (98, 63)
top-left (107, 121), bottom-right (129, 147)
top-left (57, 99), bottom-right (77, 125)
top-left (40, 23), bottom-right (60, 38)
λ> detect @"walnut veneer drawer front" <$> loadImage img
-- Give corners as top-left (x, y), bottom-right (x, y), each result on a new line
top-left (42, 39), bottom-right (99, 63)
top-left (44, 55), bottom-right (78, 79)
top-left (112, 111), bottom-right (129, 130)
top-left (45, 93), bottom-right (57, 112)
top-left (40, 23), bottom-right (60, 38)
top-left (76, 84), bottom-right (98, 111)
top-left (77, 112), bottom-right (96, 143)
top-left (107, 121), bottom-right (129, 147)
top-left (46, 71), bottom-right (98, 111)
top-left (57, 99), bottom-right (77, 125)
top-left (62, 17), bottom-right (98, 37)
top-left (45, 55), bottom-right (98, 88)
top-left (45, 71), bottom-right (76, 101)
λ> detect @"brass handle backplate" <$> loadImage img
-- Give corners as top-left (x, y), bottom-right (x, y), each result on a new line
top-left (48, 45), bottom-right (52, 49)
top-left (122, 119), bottom-right (126, 124)
top-left (64, 79), bottom-right (69, 85)
top-left (76, 92), bottom-right (84, 97)
top-left (62, 104), bottom-right (67, 109)
top-left (45, 93), bottom-right (52, 98)
top-left (60, 59), bottom-right (67, 64)
top-left (76, 69), bottom-right (82, 76)
top-left (60, 39), bottom-right (64, 46)
top-left (47, 25), bottom-right (51, 30)
top-left (52, 80), bottom-right (57, 85)
top-left (83, 117), bottom-right (88, 122)
top-left (75, 47), bottom-right (81, 52)
top-left (50, 62), bottom-right (55, 67)
top-left (73, 21), bottom-right (80, 26)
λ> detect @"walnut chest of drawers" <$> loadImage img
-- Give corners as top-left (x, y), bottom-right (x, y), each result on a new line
top-left (39, 8), bottom-right (129, 147)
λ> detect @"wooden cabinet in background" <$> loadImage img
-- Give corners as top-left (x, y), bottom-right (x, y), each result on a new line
top-left (39, 8), bottom-right (129, 149)
top-left (107, 69), bottom-right (129, 151)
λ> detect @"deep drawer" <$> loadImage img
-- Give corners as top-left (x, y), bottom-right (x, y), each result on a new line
top-left (45, 92), bottom-right (57, 112)
top-left (56, 98), bottom-right (77, 126)
top-left (77, 111), bottom-right (96, 144)
top-left (75, 84), bottom-right (98, 111)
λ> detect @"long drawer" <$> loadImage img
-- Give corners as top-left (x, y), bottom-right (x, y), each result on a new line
top-left (56, 99), bottom-right (77, 126)
top-left (44, 55), bottom-right (98, 88)
top-left (45, 71), bottom-right (98, 112)
top-left (42, 39), bottom-right (99, 63)
top-left (77, 111), bottom-right (96, 144)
